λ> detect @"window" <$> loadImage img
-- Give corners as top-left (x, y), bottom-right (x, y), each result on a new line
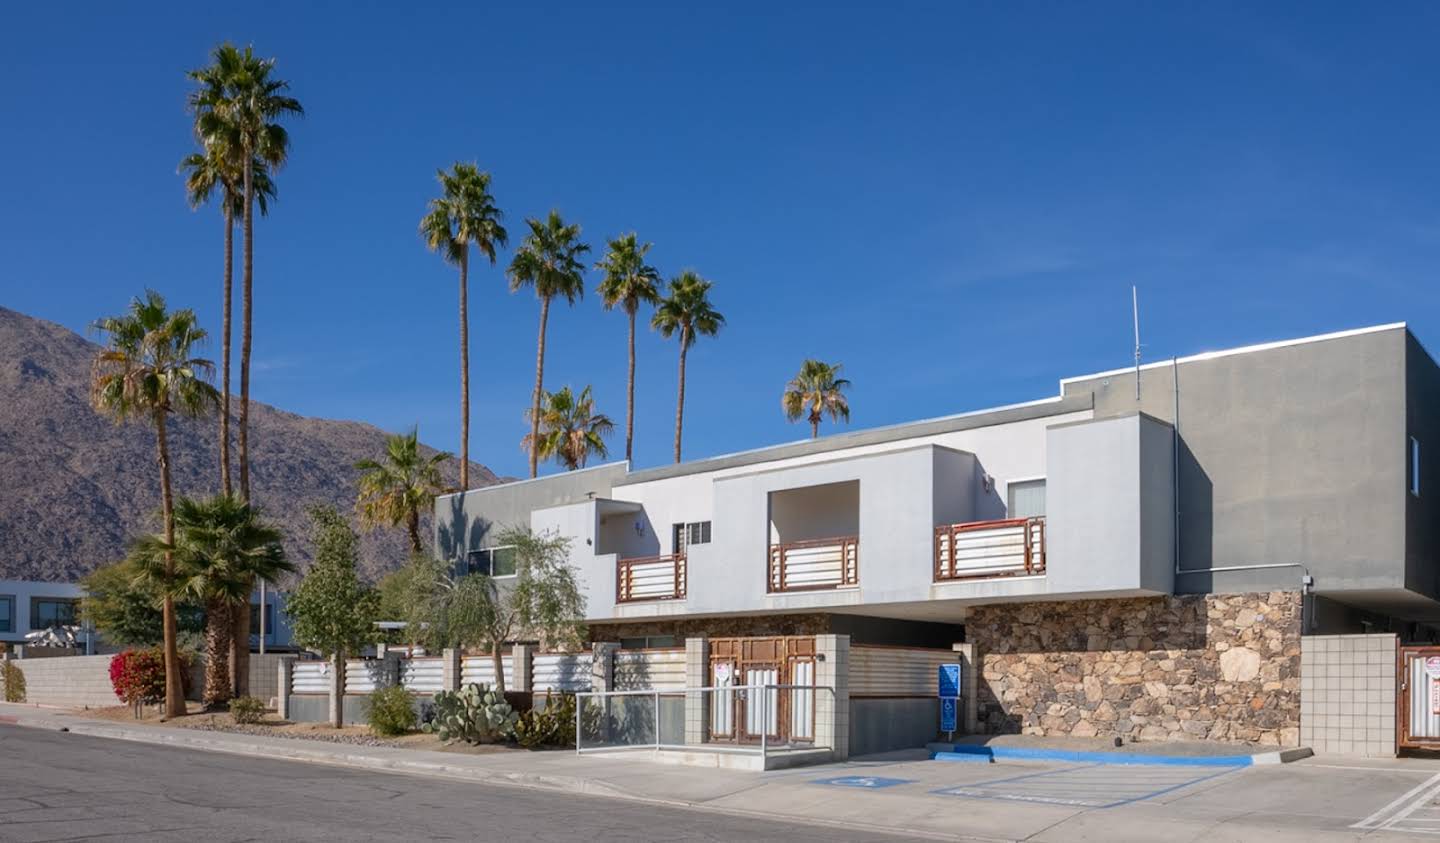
top-left (30, 597), bottom-right (78, 630)
top-left (619, 635), bottom-right (678, 650)
top-left (467, 545), bottom-right (518, 577)
top-left (672, 521), bottom-right (711, 553)
top-left (1412, 437), bottom-right (1422, 498)
top-left (1007, 479), bottom-right (1047, 519)
top-left (249, 603), bottom-right (275, 636)
top-left (0, 596), bottom-right (12, 634)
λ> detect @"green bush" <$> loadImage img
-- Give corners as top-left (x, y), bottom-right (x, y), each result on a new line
top-left (367, 685), bottom-right (417, 736)
top-left (2, 661), bottom-right (25, 703)
top-left (230, 696), bottom-right (266, 725)
top-left (516, 691), bottom-right (576, 749)
top-left (421, 683), bottom-right (517, 743)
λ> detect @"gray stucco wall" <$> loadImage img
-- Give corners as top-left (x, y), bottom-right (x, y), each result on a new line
top-left (1065, 326), bottom-right (1409, 597)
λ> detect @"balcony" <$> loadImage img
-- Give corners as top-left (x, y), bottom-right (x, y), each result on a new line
top-left (767, 536), bottom-right (859, 593)
top-left (933, 517), bottom-right (1046, 581)
top-left (617, 553), bottom-right (687, 603)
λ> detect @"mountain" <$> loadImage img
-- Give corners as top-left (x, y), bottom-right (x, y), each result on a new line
top-left (0, 306), bottom-right (501, 584)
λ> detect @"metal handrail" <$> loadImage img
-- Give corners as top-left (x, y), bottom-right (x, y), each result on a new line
top-left (933, 516), bottom-right (1046, 581)
top-left (767, 535), bottom-right (859, 592)
top-left (615, 552), bottom-right (687, 603)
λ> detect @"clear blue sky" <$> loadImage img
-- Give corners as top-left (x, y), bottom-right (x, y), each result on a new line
top-left (4, 3), bottom-right (1440, 478)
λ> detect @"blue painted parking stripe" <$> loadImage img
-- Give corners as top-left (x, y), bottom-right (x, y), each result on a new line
top-left (931, 744), bottom-right (1255, 766)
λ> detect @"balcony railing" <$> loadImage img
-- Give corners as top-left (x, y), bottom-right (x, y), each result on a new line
top-left (616, 553), bottom-right (687, 603)
top-left (767, 536), bottom-right (859, 593)
top-left (934, 517), bottom-right (1046, 581)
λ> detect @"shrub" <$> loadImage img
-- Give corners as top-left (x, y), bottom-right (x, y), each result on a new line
top-left (515, 691), bottom-right (577, 749)
top-left (421, 683), bottom-right (518, 743)
top-left (366, 685), bottom-right (417, 736)
top-left (2, 661), bottom-right (25, 703)
top-left (230, 696), bottom-right (266, 725)
top-left (109, 648), bottom-right (195, 710)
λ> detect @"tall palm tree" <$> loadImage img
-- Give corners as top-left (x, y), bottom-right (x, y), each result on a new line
top-left (133, 495), bottom-right (291, 707)
top-left (595, 234), bottom-right (661, 465)
top-left (507, 210), bottom-right (589, 478)
top-left (522, 386), bottom-right (615, 471)
top-left (420, 163), bottom-right (507, 491)
top-left (188, 42), bottom-right (303, 505)
top-left (179, 145), bottom-right (275, 497)
top-left (782, 359), bottom-right (852, 439)
top-left (355, 428), bottom-right (451, 554)
top-left (652, 272), bottom-right (725, 463)
top-left (92, 291), bottom-right (220, 717)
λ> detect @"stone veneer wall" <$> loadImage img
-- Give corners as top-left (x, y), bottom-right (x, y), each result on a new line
top-left (970, 592), bottom-right (1302, 746)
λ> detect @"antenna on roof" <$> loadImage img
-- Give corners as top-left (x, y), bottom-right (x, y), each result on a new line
top-left (1132, 285), bottom-right (1142, 401)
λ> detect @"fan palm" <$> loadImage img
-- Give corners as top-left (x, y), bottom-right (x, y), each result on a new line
top-left (188, 42), bottom-right (303, 505)
top-left (179, 145), bottom-right (275, 497)
top-left (133, 495), bottom-right (291, 706)
top-left (507, 210), bottom-right (589, 477)
top-left (652, 272), bottom-right (725, 463)
top-left (420, 163), bottom-right (507, 491)
top-left (782, 359), bottom-right (852, 439)
top-left (355, 428), bottom-right (451, 554)
top-left (595, 234), bottom-right (661, 464)
top-left (92, 291), bottom-right (220, 717)
top-left (522, 386), bottom-right (615, 471)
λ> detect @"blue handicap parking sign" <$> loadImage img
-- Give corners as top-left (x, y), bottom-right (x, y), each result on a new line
top-left (812, 776), bottom-right (914, 789)
top-left (940, 696), bottom-right (958, 732)
top-left (938, 663), bottom-right (961, 698)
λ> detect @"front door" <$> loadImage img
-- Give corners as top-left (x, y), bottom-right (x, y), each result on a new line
top-left (709, 636), bottom-right (816, 746)
top-left (1400, 646), bottom-right (1440, 748)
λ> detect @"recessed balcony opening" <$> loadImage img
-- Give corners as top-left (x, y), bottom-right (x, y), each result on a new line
top-left (933, 477), bottom-right (1047, 582)
top-left (767, 480), bottom-right (859, 593)
top-left (600, 500), bottom-right (686, 605)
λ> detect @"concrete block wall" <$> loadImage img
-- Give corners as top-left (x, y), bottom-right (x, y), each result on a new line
top-left (248, 654), bottom-right (284, 705)
top-left (1301, 634), bottom-right (1397, 757)
top-left (815, 634), bottom-right (850, 760)
top-left (9, 655), bottom-right (120, 708)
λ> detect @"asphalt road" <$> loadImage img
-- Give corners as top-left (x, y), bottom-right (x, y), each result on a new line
top-left (0, 725), bottom-right (918, 842)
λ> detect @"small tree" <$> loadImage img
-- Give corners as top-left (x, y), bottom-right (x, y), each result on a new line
top-left (286, 506), bottom-right (379, 727)
top-left (81, 558), bottom-right (205, 649)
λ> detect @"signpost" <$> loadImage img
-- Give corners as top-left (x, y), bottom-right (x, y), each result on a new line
top-left (939, 663), bottom-right (961, 741)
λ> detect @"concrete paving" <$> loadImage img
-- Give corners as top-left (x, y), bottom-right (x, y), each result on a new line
top-left (4, 703), bottom-right (1440, 841)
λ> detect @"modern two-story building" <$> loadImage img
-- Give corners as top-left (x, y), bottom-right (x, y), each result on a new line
top-left (436, 323), bottom-right (1440, 749)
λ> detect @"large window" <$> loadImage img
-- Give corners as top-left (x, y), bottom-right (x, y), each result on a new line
top-left (1007, 479), bottom-right (1047, 519)
top-left (0, 595), bottom-right (13, 633)
top-left (467, 546), bottom-right (518, 578)
top-left (30, 597), bottom-right (78, 630)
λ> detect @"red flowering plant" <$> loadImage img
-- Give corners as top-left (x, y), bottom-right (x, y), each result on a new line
top-left (110, 648), bottom-right (193, 717)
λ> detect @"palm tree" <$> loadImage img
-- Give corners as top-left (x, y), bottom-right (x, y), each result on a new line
top-left (179, 145), bottom-right (276, 497)
top-left (595, 234), bottom-right (661, 465)
top-left (507, 210), bottom-right (589, 478)
top-left (652, 272), bottom-right (725, 463)
top-left (782, 359), bottom-right (852, 439)
top-left (92, 291), bottom-right (221, 717)
top-left (133, 495), bottom-right (291, 706)
top-left (188, 42), bottom-right (303, 505)
top-left (420, 163), bottom-right (507, 492)
top-left (522, 386), bottom-right (615, 471)
top-left (355, 428), bottom-right (451, 554)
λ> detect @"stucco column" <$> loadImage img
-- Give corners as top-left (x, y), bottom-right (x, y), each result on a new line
top-left (684, 636), bottom-right (710, 746)
top-left (277, 655), bottom-right (296, 719)
top-left (512, 644), bottom-right (533, 695)
top-left (953, 642), bottom-right (978, 735)
top-left (441, 648), bottom-right (461, 692)
top-left (815, 634), bottom-right (850, 761)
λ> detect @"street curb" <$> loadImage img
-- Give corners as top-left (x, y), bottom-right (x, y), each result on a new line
top-left (927, 742), bottom-right (1314, 767)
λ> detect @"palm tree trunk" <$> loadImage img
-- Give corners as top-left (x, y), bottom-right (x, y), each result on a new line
top-left (529, 297), bottom-right (550, 478)
top-left (203, 598), bottom-right (233, 707)
top-left (331, 649), bottom-right (345, 728)
top-left (220, 203), bottom-right (233, 497)
top-left (231, 589), bottom-right (251, 697)
top-left (491, 642), bottom-right (507, 695)
top-left (625, 307), bottom-right (636, 464)
top-left (674, 329), bottom-right (689, 463)
top-left (155, 409), bottom-right (186, 719)
top-left (238, 155), bottom-right (254, 504)
top-left (407, 506), bottom-right (422, 554)
top-left (812, 415), bottom-right (819, 439)
top-left (459, 251), bottom-right (470, 491)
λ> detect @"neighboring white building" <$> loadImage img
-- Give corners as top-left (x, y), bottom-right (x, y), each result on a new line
top-left (0, 580), bottom-right (86, 647)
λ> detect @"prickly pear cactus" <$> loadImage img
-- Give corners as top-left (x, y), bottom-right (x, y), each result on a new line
top-left (420, 683), bottom-right (519, 744)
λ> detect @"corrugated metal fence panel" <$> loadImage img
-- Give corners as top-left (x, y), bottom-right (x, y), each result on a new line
top-left (613, 649), bottom-right (686, 691)
top-left (850, 646), bottom-right (957, 696)
top-left (345, 659), bottom-right (386, 694)
top-left (292, 661), bottom-right (331, 694)
top-left (533, 652), bottom-right (591, 692)
top-left (400, 658), bottom-right (444, 694)
top-left (460, 654), bottom-right (515, 688)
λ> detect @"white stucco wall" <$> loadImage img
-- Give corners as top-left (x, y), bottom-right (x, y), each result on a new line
top-left (0, 581), bottom-right (86, 646)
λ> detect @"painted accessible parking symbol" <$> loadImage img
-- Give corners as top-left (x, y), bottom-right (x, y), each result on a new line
top-left (812, 776), bottom-right (915, 789)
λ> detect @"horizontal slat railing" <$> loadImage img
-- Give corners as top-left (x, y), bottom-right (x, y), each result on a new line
top-left (616, 553), bottom-right (687, 603)
top-left (767, 536), bottom-right (859, 593)
top-left (934, 517), bottom-right (1045, 581)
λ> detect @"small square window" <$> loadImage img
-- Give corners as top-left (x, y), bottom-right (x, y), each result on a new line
top-left (1007, 479), bottom-right (1047, 519)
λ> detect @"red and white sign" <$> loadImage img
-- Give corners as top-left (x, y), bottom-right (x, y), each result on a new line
top-left (1430, 681), bottom-right (1440, 716)
top-left (1426, 656), bottom-right (1440, 679)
